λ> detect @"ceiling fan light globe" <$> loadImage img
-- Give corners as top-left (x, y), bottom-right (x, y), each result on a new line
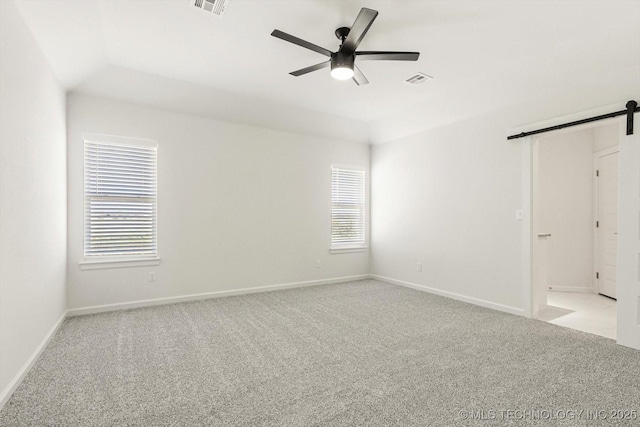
top-left (331, 67), bottom-right (354, 80)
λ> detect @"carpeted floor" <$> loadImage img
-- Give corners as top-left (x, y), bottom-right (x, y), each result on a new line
top-left (1, 279), bottom-right (639, 426)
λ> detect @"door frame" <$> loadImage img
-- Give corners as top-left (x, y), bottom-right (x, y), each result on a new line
top-left (593, 146), bottom-right (620, 297)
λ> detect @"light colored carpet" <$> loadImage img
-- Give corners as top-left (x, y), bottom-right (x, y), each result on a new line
top-left (1, 279), bottom-right (639, 426)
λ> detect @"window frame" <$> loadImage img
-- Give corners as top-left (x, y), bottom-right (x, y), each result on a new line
top-left (79, 133), bottom-right (160, 270)
top-left (330, 164), bottom-right (367, 253)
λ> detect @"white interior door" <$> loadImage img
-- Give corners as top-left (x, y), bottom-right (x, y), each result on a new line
top-left (596, 150), bottom-right (619, 299)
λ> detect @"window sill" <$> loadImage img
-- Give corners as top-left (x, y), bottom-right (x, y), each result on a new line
top-left (79, 257), bottom-right (161, 270)
top-left (329, 246), bottom-right (368, 254)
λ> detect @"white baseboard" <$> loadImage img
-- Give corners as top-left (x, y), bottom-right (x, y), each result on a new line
top-left (371, 275), bottom-right (525, 316)
top-left (547, 285), bottom-right (594, 293)
top-left (0, 310), bottom-right (67, 410)
top-left (67, 274), bottom-right (370, 317)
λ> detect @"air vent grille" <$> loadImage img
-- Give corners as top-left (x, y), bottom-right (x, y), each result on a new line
top-left (190, 0), bottom-right (229, 16)
top-left (405, 72), bottom-right (432, 85)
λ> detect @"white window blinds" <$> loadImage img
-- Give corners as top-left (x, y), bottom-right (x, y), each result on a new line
top-left (84, 139), bottom-right (157, 258)
top-left (331, 165), bottom-right (365, 248)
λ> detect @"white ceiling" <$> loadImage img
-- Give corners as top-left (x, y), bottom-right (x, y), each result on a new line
top-left (14, 0), bottom-right (640, 143)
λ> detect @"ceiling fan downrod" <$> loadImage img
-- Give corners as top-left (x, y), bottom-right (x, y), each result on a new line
top-left (335, 27), bottom-right (351, 47)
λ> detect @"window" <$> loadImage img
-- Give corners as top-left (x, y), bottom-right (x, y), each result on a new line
top-left (331, 165), bottom-right (366, 250)
top-left (84, 136), bottom-right (157, 260)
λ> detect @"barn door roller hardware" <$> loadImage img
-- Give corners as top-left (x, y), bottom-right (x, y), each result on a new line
top-left (507, 100), bottom-right (639, 140)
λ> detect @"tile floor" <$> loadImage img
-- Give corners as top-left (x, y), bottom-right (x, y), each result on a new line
top-left (538, 290), bottom-right (617, 339)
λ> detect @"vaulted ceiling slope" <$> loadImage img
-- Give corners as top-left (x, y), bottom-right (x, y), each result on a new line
top-left (14, 0), bottom-right (640, 144)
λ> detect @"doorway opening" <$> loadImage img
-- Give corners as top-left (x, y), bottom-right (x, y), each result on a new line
top-left (532, 121), bottom-right (619, 339)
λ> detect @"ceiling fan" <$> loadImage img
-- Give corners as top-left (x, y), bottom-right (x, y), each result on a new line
top-left (271, 7), bottom-right (420, 85)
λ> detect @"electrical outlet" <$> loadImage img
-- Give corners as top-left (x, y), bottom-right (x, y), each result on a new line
top-left (148, 271), bottom-right (156, 282)
top-left (417, 263), bottom-right (423, 272)
top-left (316, 259), bottom-right (322, 268)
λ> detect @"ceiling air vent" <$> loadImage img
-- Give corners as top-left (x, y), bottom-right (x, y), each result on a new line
top-left (405, 72), bottom-right (433, 85)
top-left (190, 0), bottom-right (230, 16)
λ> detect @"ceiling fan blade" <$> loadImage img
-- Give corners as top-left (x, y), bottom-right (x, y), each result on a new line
top-left (290, 60), bottom-right (331, 76)
top-left (355, 51), bottom-right (420, 61)
top-left (340, 8), bottom-right (378, 54)
top-left (271, 30), bottom-right (333, 57)
top-left (352, 65), bottom-right (369, 86)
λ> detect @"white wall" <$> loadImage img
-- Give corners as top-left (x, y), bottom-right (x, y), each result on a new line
top-left (370, 98), bottom-right (639, 318)
top-left (370, 109), bottom-right (525, 313)
top-left (535, 128), bottom-right (594, 292)
top-left (66, 93), bottom-right (369, 310)
top-left (593, 123), bottom-right (619, 152)
top-left (0, 0), bottom-right (67, 403)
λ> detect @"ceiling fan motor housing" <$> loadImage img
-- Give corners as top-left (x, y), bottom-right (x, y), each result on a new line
top-left (331, 51), bottom-right (354, 71)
